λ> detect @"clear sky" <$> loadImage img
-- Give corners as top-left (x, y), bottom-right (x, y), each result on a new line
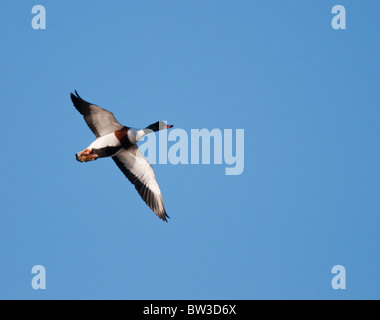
top-left (0, 0), bottom-right (379, 299)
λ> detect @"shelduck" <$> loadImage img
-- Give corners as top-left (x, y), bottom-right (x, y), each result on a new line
top-left (70, 91), bottom-right (173, 222)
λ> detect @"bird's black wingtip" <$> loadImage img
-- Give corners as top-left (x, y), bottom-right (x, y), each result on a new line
top-left (69, 90), bottom-right (80, 98)
top-left (70, 91), bottom-right (79, 104)
top-left (70, 90), bottom-right (87, 107)
top-left (163, 212), bottom-right (170, 222)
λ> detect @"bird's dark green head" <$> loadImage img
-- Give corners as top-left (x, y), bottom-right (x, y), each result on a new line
top-left (145, 121), bottom-right (173, 132)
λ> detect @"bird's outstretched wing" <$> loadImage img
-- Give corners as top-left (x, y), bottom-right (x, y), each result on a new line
top-left (112, 145), bottom-right (169, 222)
top-left (70, 90), bottom-right (123, 137)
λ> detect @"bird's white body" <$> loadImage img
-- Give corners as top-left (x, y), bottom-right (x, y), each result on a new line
top-left (126, 128), bottom-right (146, 144)
top-left (87, 128), bottom-right (146, 150)
top-left (88, 132), bottom-right (121, 150)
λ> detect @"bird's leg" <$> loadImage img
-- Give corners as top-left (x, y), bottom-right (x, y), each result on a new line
top-left (76, 148), bottom-right (99, 162)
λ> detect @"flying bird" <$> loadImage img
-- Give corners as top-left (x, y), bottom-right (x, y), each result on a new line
top-left (70, 91), bottom-right (173, 222)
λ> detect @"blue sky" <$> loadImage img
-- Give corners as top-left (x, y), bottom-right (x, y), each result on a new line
top-left (0, 1), bottom-right (379, 299)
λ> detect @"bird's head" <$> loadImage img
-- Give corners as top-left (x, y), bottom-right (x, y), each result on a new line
top-left (145, 121), bottom-right (173, 132)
